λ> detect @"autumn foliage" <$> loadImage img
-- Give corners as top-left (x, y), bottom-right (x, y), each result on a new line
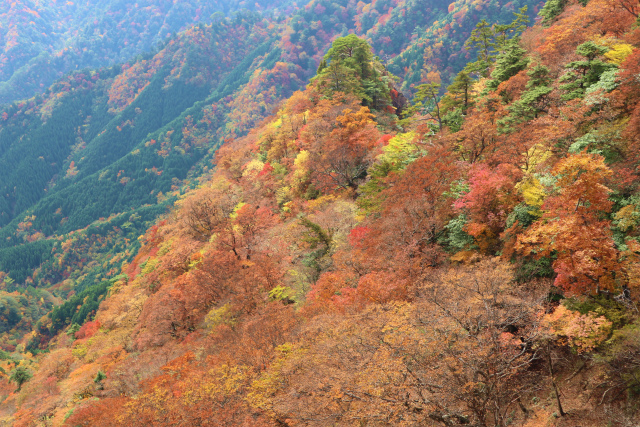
top-left (3, 3), bottom-right (640, 426)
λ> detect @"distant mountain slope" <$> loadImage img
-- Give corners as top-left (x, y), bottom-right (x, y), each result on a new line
top-left (0, 13), bottom-right (280, 233)
top-left (0, 0), bottom-right (541, 265)
top-left (0, 0), bottom-right (541, 104)
top-left (0, 0), bottom-right (295, 104)
top-left (0, 0), bottom-right (542, 356)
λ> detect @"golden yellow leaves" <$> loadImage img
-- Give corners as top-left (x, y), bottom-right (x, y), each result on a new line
top-left (543, 305), bottom-right (613, 352)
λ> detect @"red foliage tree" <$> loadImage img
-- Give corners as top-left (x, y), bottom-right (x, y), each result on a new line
top-left (455, 163), bottom-right (523, 253)
top-left (360, 144), bottom-right (462, 278)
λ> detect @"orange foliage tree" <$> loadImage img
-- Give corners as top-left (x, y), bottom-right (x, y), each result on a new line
top-left (516, 152), bottom-right (621, 295)
top-left (311, 105), bottom-right (381, 192)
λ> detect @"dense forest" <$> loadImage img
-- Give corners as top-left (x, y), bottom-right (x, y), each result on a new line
top-left (0, 0), bottom-right (298, 104)
top-left (1, 0), bottom-right (640, 425)
top-left (0, 0), bottom-right (541, 361)
top-left (0, 0), bottom-right (538, 105)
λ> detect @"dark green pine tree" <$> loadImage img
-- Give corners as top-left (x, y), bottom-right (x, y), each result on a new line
top-left (438, 71), bottom-right (474, 132)
top-left (539, 0), bottom-right (567, 26)
top-left (404, 82), bottom-right (444, 132)
top-left (463, 7), bottom-right (529, 79)
top-left (9, 367), bottom-right (32, 392)
top-left (492, 6), bottom-right (530, 53)
top-left (313, 34), bottom-right (391, 110)
top-left (487, 39), bottom-right (529, 90)
top-left (444, 71), bottom-right (474, 114)
top-left (464, 20), bottom-right (495, 77)
top-left (499, 64), bottom-right (554, 133)
top-left (321, 60), bottom-right (362, 96)
top-left (560, 41), bottom-right (616, 101)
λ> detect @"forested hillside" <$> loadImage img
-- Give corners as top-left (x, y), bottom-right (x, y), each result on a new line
top-left (0, 0), bottom-right (539, 105)
top-left (0, 0), bottom-right (296, 104)
top-left (0, 0), bottom-right (542, 362)
top-left (0, 12), bottom-right (288, 355)
top-left (0, 0), bottom-right (638, 424)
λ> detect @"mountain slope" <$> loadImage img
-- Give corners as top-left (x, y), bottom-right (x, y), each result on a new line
top-left (0, 0), bottom-right (542, 320)
top-left (1, 0), bottom-right (639, 424)
top-left (0, 0), bottom-right (298, 104)
top-left (0, 0), bottom-right (545, 406)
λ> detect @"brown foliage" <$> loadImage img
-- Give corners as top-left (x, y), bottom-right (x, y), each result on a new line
top-left (310, 105), bottom-right (381, 192)
top-left (256, 259), bottom-right (544, 427)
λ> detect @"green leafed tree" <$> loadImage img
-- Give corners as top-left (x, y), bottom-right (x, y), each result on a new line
top-left (464, 19), bottom-right (496, 77)
top-left (442, 71), bottom-right (474, 115)
top-left (560, 41), bottom-right (617, 101)
top-left (403, 82), bottom-right (444, 132)
top-left (464, 7), bottom-right (530, 79)
top-left (10, 367), bottom-right (32, 392)
top-left (499, 64), bottom-right (554, 132)
top-left (487, 39), bottom-right (529, 90)
top-left (539, 0), bottom-right (567, 25)
top-left (314, 35), bottom-right (391, 110)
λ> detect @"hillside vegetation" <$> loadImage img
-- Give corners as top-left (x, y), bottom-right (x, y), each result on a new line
top-left (0, 0), bottom-right (296, 104)
top-left (0, 0), bottom-right (639, 425)
top-left (0, 0), bottom-right (541, 361)
top-left (0, 0), bottom-right (539, 105)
